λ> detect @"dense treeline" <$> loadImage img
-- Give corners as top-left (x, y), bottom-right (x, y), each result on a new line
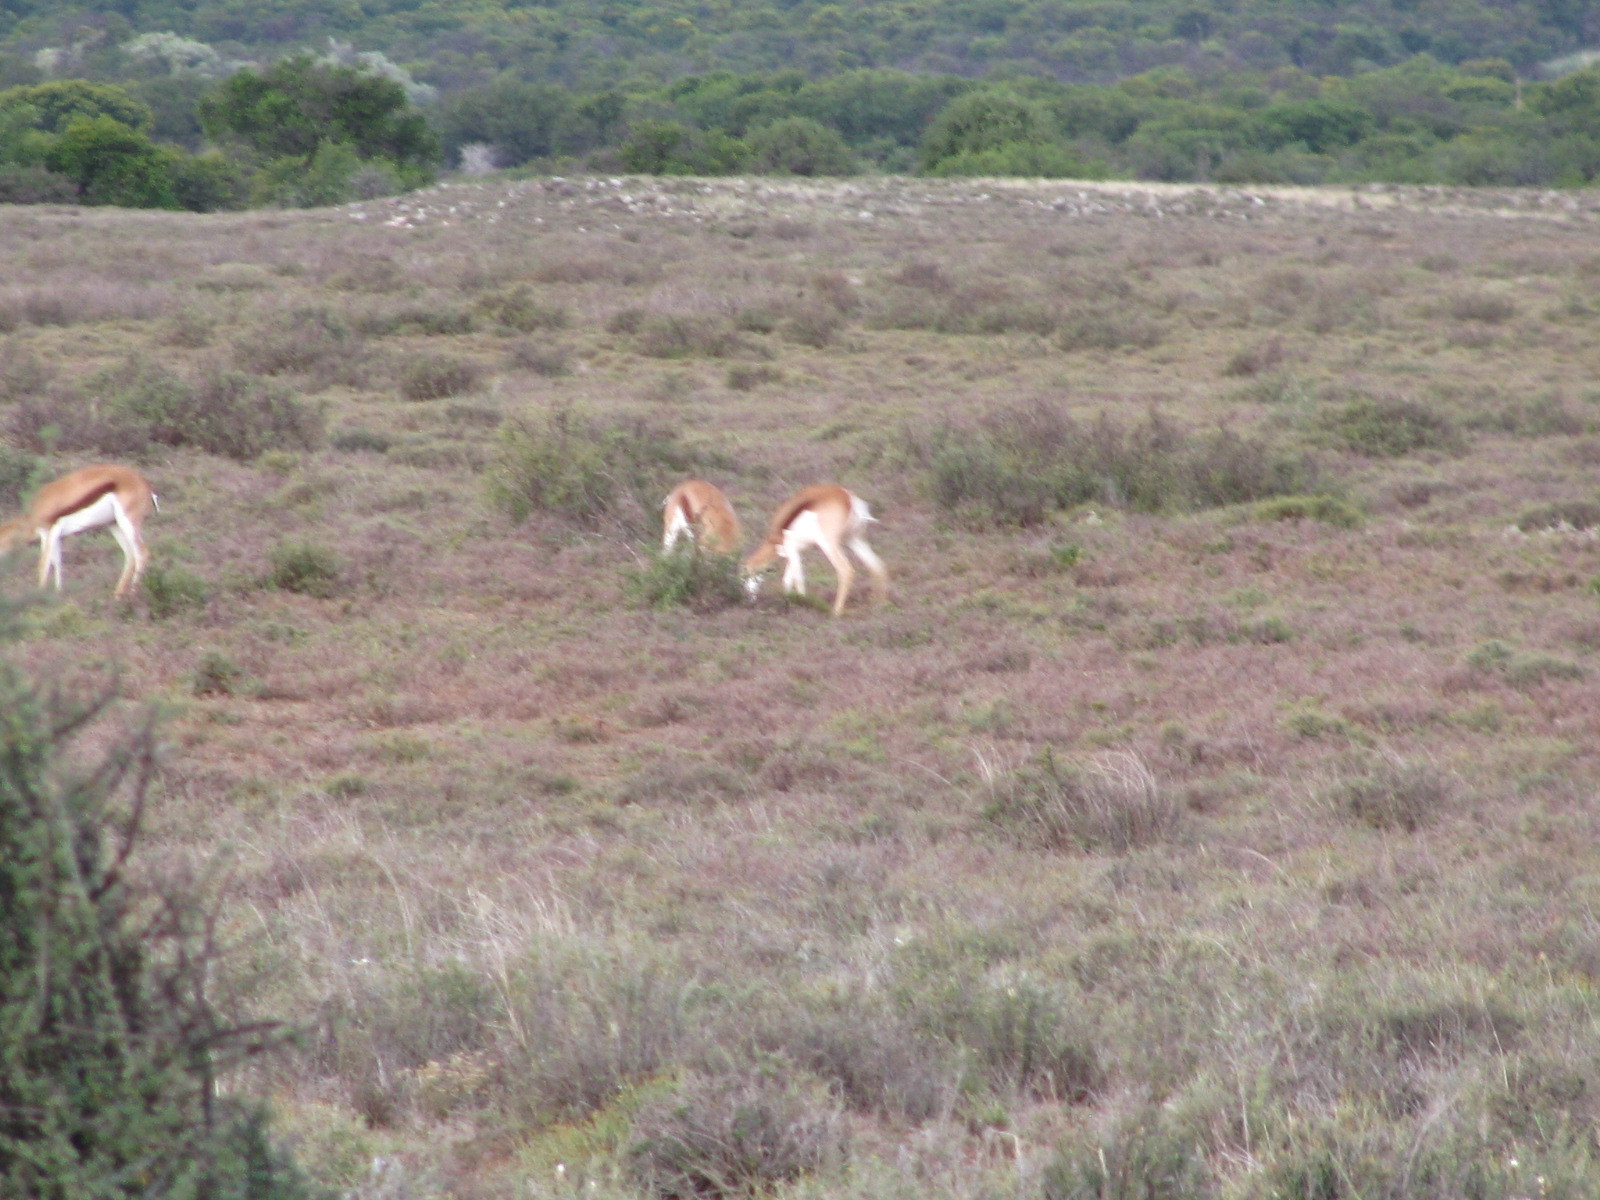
top-left (1, 0), bottom-right (1593, 94)
top-left (5, 25), bottom-right (1600, 209)
top-left (450, 57), bottom-right (1600, 187)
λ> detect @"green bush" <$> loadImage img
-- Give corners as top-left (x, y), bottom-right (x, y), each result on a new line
top-left (473, 285), bottom-right (569, 333)
top-left (1326, 758), bottom-right (1455, 832)
top-left (629, 545), bottom-right (746, 613)
top-left (107, 362), bottom-right (324, 459)
top-left (1254, 494), bottom-right (1363, 528)
top-left (143, 561), bottom-right (210, 619)
top-left (0, 445), bottom-right (40, 509)
top-left (267, 540), bottom-right (341, 598)
top-left (920, 403), bottom-right (1315, 526)
top-left (0, 611), bottom-right (311, 1197)
top-left (397, 352), bottom-right (482, 401)
top-left (488, 406), bottom-right (701, 534)
top-left (1321, 393), bottom-right (1462, 457)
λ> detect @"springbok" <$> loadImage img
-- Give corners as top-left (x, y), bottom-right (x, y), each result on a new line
top-left (0, 464), bottom-right (157, 599)
top-left (662, 479), bottom-right (742, 555)
top-left (744, 484), bottom-right (887, 618)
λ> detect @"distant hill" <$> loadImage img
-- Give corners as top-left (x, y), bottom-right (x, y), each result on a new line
top-left (3, 0), bottom-right (1593, 93)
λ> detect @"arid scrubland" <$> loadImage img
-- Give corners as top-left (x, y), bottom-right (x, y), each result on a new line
top-left (7, 175), bottom-right (1600, 1198)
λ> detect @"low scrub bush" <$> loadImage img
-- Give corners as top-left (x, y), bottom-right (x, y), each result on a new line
top-left (1516, 501), bottom-right (1600, 532)
top-left (1320, 393), bottom-right (1462, 457)
top-left (330, 427), bottom-right (392, 454)
top-left (726, 364), bottom-right (782, 391)
top-left (506, 339), bottom-right (572, 377)
top-left (473, 284), bottom-right (568, 332)
top-left (1042, 1106), bottom-right (1211, 1200)
top-left (488, 406), bottom-right (700, 534)
top-left (0, 445), bottom-right (40, 509)
top-left (143, 562), bottom-right (209, 620)
top-left (629, 545), bottom-right (746, 613)
top-left (353, 302), bottom-right (474, 337)
top-left (267, 540), bottom-right (341, 598)
top-left (398, 352), bottom-right (482, 401)
top-left (626, 1069), bottom-right (848, 1200)
top-left (1254, 494), bottom-right (1363, 528)
top-left (918, 403), bottom-right (1314, 527)
top-left (8, 361), bottom-right (324, 461)
top-left (1326, 757), bottom-right (1456, 832)
top-left (635, 314), bottom-right (746, 359)
top-left (191, 649), bottom-right (247, 696)
top-left (983, 749), bottom-right (1182, 853)
top-left (233, 308), bottom-right (362, 377)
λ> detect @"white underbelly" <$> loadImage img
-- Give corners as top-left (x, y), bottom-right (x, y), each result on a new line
top-left (53, 493), bottom-right (120, 537)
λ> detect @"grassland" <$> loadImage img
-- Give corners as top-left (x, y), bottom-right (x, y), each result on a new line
top-left (6, 174), bottom-right (1600, 1198)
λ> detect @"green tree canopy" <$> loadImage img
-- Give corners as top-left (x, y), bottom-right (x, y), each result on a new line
top-left (921, 88), bottom-right (1054, 169)
top-left (0, 80), bottom-right (152, 134)
top-left (45, 114), bottom-right (177, 207)
top-left (199, 54), bottom-right (436, 169)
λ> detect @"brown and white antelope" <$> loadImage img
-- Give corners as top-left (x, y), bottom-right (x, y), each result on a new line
top-left (662, 479), bottom-right (743, 555)
top-left (0, 464), bottom-right (157, 599)
top-left (743, 484), bottom-right (887, 618)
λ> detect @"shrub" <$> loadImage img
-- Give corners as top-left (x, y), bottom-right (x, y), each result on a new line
top-left (506, 339), bottom-right (571, 377)
top-left (1321, 394), bottom-right (1462, 457)
top-left (473, 285), bottom-right (568, 333)
top-left (1448, 292), bottom-right (1517, 323)
top-left (488, 406), bottom-right (700, 534)
top-left (629, 545), bottom-right (746, 613)
top-left (330, 427), bottom-right (392, 454)
top-left (726, 364), bottom-right (782, 391)
top-left (233, 308), bottom-right (362, 377)
top-left (1042, 1107), bottom-right (1211, 1200)
top-left (116, 362), bottom-right (324, 460)
top-left (0, 446), bottom-right (40, 509)
top-left (143, 562), bottom-right (209, 620)
top-left (635, 315), bottom-right (746, 359)
top-left (919, 403), bottom-right (1314, 526)
top-left (1254, 494), bottom-right (1363, 528)
top-left (1515, 500), bottom-right (1600, 531)
top-left (398, 352), bottom-right (482, 401)
top-left (626, 1069), bottom-right (848, 1199)
top-left (1327, 758), bottom-right (1456, 832)
top-left (1056, 306), bottom-right (1165, 351)
top-left (748, 117), bottom-right (857, 176)
top-left (191, 648), bottom-right (246, 696)
top-left (0, 164), bottom-right (77, 204)
top-left (983, 749), bottom-right (1182, 853)
top-left (0, 613), bottom-right (311, 1197)
top-left (912, 972), bottom-right (1103, 1103)
top-left (267, 540), bottom-right (341, 598)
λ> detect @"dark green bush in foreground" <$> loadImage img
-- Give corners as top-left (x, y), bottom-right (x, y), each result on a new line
top-left (0, 605), bottom-right (312, 1197)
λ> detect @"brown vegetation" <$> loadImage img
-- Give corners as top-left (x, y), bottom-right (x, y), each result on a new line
top-left (4, 177), bottom-right (1600, 1198)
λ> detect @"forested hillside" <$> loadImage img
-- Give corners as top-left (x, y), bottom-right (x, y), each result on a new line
top-left (1, 0), bottom-right (1593, 92)
top-left (0, 1), bottom-right (1598, 208)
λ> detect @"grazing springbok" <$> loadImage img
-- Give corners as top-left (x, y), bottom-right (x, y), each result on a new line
top-left (743, 484), bottom-right (887, 618)
top-left (0, 464), bottom-right (157, 599)
top-left (662, 479), bottom-right (743, 555)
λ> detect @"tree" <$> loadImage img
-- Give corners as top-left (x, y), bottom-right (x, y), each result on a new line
top-left (199, 55), bottom-right (437, 179)
top-left (748, 117), bottom-right (856, 175)
top-left (0, 604), bottom-right (315, 1197)
top-left (921, 89), bottom-right (1055, 170)
top-left (45, 115), bottom-right (178, 207)
top-left (0, 80), bottom-right (153, 135)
